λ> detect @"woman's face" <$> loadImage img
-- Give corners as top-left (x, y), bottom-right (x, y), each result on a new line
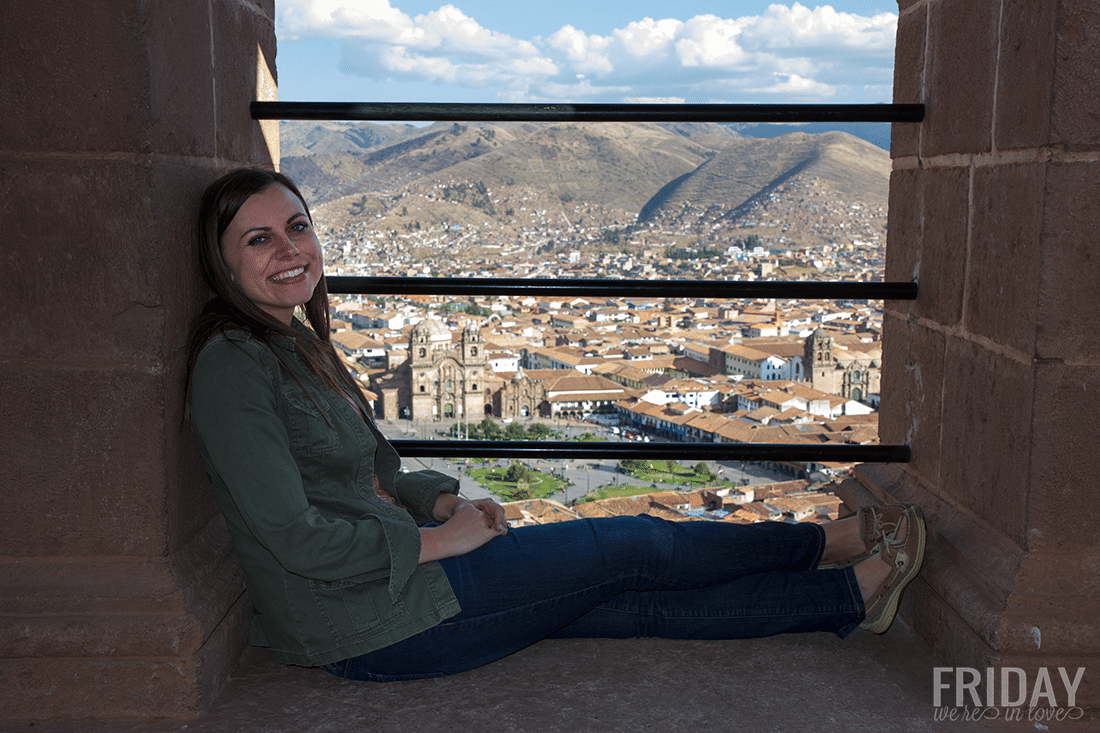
top-left (220, 183), bottom-right (323, 325)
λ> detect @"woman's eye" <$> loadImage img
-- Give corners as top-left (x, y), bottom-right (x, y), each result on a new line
top-left (248, 234), bottom-right (268, 246)
top-left (290, 221), bottom-right (309, 233)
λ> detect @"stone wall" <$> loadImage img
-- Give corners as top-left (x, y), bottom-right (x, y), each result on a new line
top-left (867, 0), bottom-right (1100, 710)
top-left (0, 0), bottom-right (279, 721)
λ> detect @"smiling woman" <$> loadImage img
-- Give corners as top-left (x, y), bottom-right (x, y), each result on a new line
top-left (220, 184), bottom-right (323, 326)
top-left (182, 166), bottom-right (927, 683)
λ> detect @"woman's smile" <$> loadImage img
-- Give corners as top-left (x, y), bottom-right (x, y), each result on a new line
top-left (220, 184), bottom-right (323, 325)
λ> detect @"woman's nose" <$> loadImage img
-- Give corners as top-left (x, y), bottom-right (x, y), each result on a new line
top-left (277, 234), bottom-right (300, 254)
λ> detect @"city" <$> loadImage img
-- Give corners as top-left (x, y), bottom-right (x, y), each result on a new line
top-left (317, 179), bottom-right (887, 525)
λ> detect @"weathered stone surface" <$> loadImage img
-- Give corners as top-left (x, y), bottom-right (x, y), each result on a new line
top-left (890, 6), bottom-right (925, 157)
top-left (1051, 0), bottom-right (1100, 148)
top-left (0, 5), bottom-right (148, 154)
top-left (0, 362), bottom-right (168, 557)
top-left (966, 163), bottom-right (1044, 353)
top-left (0, 594), bottom-right (251, 722)
top-left (2, 0), bottom-right (273, 721)
top-left (923, 0), bottom-right (996, 156)
top-left (911, 165), bottom-right (969, 327)
top-left (212, 0), bottom-right (279, 165)
top-left (884, 166), bottom-right (922, 288)
top-left (1027, 363), bottom-right (1100, 553)
top-left (1037, 161), bottom-right (1100, 361)
top-left (995, 0), bottom-right (1057, 150)
top-left (940, 337), bottom-right (1032, 546)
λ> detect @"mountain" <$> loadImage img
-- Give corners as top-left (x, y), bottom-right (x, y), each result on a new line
top-left (279, 120), bottom-right (890, 250)
top-left (639, 131), bottom-right (890, 221)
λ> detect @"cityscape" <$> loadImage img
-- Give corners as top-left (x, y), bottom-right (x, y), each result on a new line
top-left (314, 160), bottom-right (888, 525)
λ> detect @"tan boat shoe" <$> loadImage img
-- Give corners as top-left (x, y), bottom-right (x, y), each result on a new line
top-left (818, 503), bottom-right (909, 570)
top-left (860, 505), bottom-right (927, 634)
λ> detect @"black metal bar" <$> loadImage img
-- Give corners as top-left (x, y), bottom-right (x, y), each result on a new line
top-left (253, 101), bottom-right (924, 124)
top-left (391, 440), bottom-right (909, 462)
top-left (326, 276), bottom-right (917, 301)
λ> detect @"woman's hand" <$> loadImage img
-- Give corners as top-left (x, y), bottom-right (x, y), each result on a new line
top-left (471, 499), bottom-right (508, 533)
top-left (420, 495), bottom-right (508, 563)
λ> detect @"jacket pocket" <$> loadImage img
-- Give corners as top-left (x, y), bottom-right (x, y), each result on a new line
top-left (284, 392), bottom-right (340, 456)
top-left (309, 577), bottom-right (409, 642)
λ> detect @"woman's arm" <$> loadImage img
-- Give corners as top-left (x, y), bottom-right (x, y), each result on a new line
top-left (418, 493), bottom-right (508, 563)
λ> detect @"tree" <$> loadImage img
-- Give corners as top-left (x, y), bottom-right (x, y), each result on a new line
top-left (503, 422), bottom-right (527, 441)
top-left (479, 417), bottom-right (502, 440)
top-left (527, 423), bottom-right (553, 440)
top-left (504, 462), bottom-right (529, 483)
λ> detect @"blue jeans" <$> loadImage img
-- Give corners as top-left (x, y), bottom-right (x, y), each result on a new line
top-left (323, 515), bottom-right (865, 681)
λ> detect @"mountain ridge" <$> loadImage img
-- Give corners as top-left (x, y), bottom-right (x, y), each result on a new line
top-left (280, 120), bottom-right (889, 250)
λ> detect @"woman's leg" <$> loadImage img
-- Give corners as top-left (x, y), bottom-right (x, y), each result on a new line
top-left (328, 515), bottom-right (863, 681)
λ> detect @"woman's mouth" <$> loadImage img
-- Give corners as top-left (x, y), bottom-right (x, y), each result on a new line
top-left (272, 266), bottom-right (307, 282)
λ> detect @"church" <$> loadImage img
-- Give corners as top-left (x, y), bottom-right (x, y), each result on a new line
top-left (802, 327), bottom-right (881, 403)
top-left (373, 319), bottom-right (492, 421)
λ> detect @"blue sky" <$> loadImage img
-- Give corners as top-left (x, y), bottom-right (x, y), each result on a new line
top-left (275, 1), bottom-right (897, 105)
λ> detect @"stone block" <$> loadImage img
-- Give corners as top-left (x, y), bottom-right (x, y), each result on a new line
top-left (212, 0), bottom-right (279, 166)
top-left (0, 515), bottom-right (244, 656)
top-left (882, 317), bottom-right (946, 487)
top-left (966, 163), bottom-right (1044, 353)
top-left (884, 167), bottom-right (922, 291)
top-left (877, 315), bottom-right (909, 448)
top-left (912, 165), bottom-right (969, 327)
top-left (994, 1), bottom-right (1056, 150)
top-left (1026, 363), bottom-right (1100, 553)
top-left (0, 362), bottom-right (186, 558)
top-left (146, 3), bottom-right (218, 159)
top-left (0, 593), bottom-right (251, 722)
top-left (0, 159), bottom-right (168, 361)
top-left (923, 0), bottom-right (997, 156)
top-left (1051, 0), bottom-right (1100, 149)
top-left (1036, 161), bottom-right (1100, 361)
top-left (939, 337), bottom-right (1032, 546)
top-left (890, 5), bottom-right (925, 158)
top-left (0, 4), bottom-right (148, 154)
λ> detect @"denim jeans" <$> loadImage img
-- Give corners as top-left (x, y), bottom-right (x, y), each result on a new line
top-left (323, 515), bottom-right (865, 681)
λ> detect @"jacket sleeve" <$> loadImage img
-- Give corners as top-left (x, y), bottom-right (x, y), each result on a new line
top-left (392, 469), bottom-right (460, 526)
top-left (190, 338), bottom-right (422, 594)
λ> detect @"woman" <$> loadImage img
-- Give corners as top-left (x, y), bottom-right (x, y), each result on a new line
top-left (187, 168), bottom-right (925, 682)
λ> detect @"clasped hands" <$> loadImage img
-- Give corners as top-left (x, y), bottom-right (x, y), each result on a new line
top-left (419, 493), bottom-right (509, 564)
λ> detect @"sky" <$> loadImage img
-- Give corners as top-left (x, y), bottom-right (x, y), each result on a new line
top-left (275, 1), bottom-right (898, 106)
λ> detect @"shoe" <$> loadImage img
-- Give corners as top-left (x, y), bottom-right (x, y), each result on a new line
top-left (860, 505), bottom-right (926, 634)
top-left (818, 503), bottom-right (909, 569)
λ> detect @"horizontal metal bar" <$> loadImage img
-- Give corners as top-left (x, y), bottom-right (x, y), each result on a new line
top-left (391, 440), bottom-right (909, 463)
top-left (253, 101), bottom-right (924, 124)
top-left (326, 276), bottom-right (917, 301)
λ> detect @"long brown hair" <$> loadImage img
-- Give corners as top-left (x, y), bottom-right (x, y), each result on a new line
top-left (185, 168), bottom-right (369, 417)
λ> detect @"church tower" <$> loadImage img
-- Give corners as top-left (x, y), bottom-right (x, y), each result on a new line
top-left (804, 327), bottom-right (835, 393)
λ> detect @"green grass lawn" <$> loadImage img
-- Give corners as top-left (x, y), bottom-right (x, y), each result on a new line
top-left (619, 461), bottom-right (736, 490)
top-left (577, 484), bottom-right (661, 502)
top-left (467, 466), bottom-right (570, 502)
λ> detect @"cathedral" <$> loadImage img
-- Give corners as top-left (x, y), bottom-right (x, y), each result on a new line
top-left (803, 327), bottom-right (881, 403)
top-left (374, 319), bottom-right (492, 421)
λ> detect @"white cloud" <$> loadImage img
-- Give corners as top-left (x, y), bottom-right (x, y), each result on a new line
top-left (277, 1), bottom-right (896, 103)
top-left (624, 97), bottom-right (687, 105)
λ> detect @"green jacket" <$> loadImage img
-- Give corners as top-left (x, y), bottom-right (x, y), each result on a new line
top-left (189, 323), bottom-right (461, 666)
